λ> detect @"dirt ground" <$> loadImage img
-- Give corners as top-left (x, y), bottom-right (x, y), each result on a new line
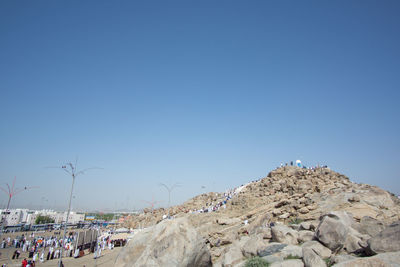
top-left (0, 231), bottom-right (127, 267)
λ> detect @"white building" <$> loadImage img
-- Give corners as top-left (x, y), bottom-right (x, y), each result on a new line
top-left (5, 209), bottom-right (85, 225)
top-left (1, 209), bottom-right (29, 226)
top-left (47, 211), bottom-right (85, 224)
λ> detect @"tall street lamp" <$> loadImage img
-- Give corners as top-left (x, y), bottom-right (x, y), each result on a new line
top-left (159, 183), bottom-right (181, 219)
top-left (0, 177), bottom-right (37, 236)
top-left (50, 161), bottom-right (100, 267)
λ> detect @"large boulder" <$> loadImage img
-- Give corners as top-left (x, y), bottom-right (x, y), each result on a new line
top-left (298, 230), bottom-right (315, 243)
top-left (302, 247), bottom-right (327, 267)
top-left (220, 241), bottom-right (244, 267)
top-left (281, 245), bottom-right (303, 258)
top-left (358, 216), bottom-right (386, 237)
top-left (332, 251), bottom-right (400, 267)
top-left (342, 203), bottom-right (379, 221)
top-left (241, 235), bottom-right (268, 257)
top-left (115, 217), bottom-right (211, 267)
top-left (258, 243), bottom-right (287, 257)
top-left (300, 222), bottom-right (316, 231)
top-left (315, 211), bottom-right (353, 251)
top-left (301, 241), bottom-right (331, 259)
top-left (366, 220), bottom-right (400, 255)
top-left (247, 213), bottom-right (273, 234)
top-left (343, 227), bottom-right (369, 254)
top-left (329, 254), bottom-right (356, 265)
top-left (258, 243), bottom-right (303, 263)
top-left (360, 186), bottom-right (395, 209)
top-left (271, 224), bottom-right (299, 245)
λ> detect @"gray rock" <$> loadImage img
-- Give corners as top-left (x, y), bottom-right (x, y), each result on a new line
top-left (332, 251), bottom-right (400, 267)
top-left (217, 217), bottom-right (241, 225)
top-left (348, 195), bottom-right (360, 203)
top-left (344, 234), bottom-right (363, 254)
top-left (270, 259), bottom-right (304, 267)
top-left (262, 255), bottom-right (284, 264)
top-left (315, 211), bottom-right (353, 251)
top-left (281, 245), bottom-right (303, 258)
top-left (298, 230), bottom-right (315, 243)
top-left (221, 241), bottom-right (244, 267)
top-left (241, 235), bottom-right (268, 257)
top-left (358, 216), bottom-right (386, 237)
top-left (279, 213), bottom-right (291, 219)
top-left (248, 213), bottom-right (273, 235)
top-left (367, 220), bottom-right (400, 255)
top-left (300, 222), bottom-right (312, 231)
top-left (289, 224), bottom-right (301, 231)
top-left (258, 243), bottom-right (287, 257)
top-left (256, 227), bottom-right (272, 239)
top-left (115, 217), bottom-right (211, 267)
top-left (343, 228), bottom-right (367, 254)
top-left (220, 231), bottom-right (237, 246)
top-left (299, 207), bottom-right (310, 214)
top-left (301, 241), bottom-right (332, 259)
top-left (271, 225), bottom-right (299, 245)
top-left (330, 254), bottom-right (356, 265)
top-left (302, 247), bottom-right (327, 267)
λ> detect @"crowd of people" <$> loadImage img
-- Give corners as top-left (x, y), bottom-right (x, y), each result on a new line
top-left (279, 160), bottom-right (329, 171)
top-left (190, 186), bottom-right (244, 214)
top-left (0, 228), bottom-right (128, 267)
top-left (0, 232), bottom-right (77, 266)
top-left (189, 160), bottom-right (331, 215)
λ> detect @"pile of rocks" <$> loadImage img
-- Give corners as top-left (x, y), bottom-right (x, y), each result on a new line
top-left (120, 166), bottom-right (400, 267)
top-left (211, 210), bottom-right (400, 266)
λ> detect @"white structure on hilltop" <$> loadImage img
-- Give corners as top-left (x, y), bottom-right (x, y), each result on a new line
top-left (1, 209), bottom-right (85, 226)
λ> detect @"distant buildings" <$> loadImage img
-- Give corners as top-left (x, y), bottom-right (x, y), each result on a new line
top-left (0, 209), bottom-right (85, 226)
top-left (3, 209), bottom-right (29, 226)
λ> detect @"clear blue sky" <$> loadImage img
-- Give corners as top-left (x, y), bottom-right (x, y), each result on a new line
top-left (1, 1), bottom-right (399, 212)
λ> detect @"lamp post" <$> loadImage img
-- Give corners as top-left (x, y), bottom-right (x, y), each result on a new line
top-left (142, 196), bottom-right (158, 213)
top-left (159, 183), bottom-right (181, 219)
top-left (50, 162), bottom-right (100, 267)
top-left (0, 177), bottom-right (37, 237)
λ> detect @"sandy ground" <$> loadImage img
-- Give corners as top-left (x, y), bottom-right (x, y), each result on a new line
top-left (0, 231), bottom-right (128, 267)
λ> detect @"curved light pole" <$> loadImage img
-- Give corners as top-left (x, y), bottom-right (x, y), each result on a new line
top-left (0, 177), bottom-right (37, 236)
top-left (0, 177), bottom-right (37, 212)
top-left (142, 196), bottom-right (158, 213)
top-left (49, 161), bottom-right (101, 267)
top-left (159, 183), bottom-right (181, 219)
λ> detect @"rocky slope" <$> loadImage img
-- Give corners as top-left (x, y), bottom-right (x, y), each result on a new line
top-left (121, 166), bottom-right (400, 267)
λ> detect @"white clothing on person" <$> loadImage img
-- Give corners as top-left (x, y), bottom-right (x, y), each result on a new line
top-left (74, 248), bottom-right (80, 258)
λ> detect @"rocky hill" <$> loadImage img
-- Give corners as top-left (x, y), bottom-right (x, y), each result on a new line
top-left (120, 166), bottom-right (400, 267)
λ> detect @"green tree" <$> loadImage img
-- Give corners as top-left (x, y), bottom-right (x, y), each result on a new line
top-left (35, 215), bottom-right (55, 224)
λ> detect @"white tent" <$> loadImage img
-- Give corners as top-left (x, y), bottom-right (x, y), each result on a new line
top-left (115, 227), bottom-right (130, 233)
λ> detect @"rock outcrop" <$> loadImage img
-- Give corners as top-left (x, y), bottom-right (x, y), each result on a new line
top-left (366, 220), bottom-right (400, 255)
top-left (115, 217), bottom-right (211, 267)
top-left (332, 251), bottom-right (400, 266)
top-left (122, 166), bottom-right (400, 266)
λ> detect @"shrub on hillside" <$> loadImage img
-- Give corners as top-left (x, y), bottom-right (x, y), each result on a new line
top-left (244, 256), bottom-right (270, 267)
